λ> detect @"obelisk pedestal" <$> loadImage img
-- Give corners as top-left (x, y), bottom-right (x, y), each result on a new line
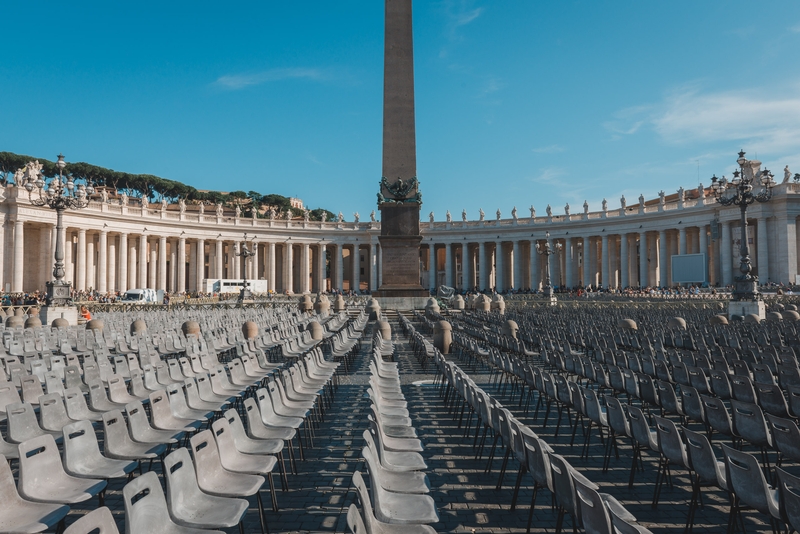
top-left (374, 0), bottom-right (427, 299)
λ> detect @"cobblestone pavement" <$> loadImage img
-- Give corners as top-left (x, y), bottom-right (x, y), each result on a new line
top-left (53, 316), bottom-right (781, 533)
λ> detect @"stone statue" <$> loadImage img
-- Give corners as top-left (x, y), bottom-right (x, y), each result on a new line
top-left (101, 189), bottom-right (109, 203)
top-left (564, 203), bottom-right (570, 216)
top-left (583, 200), bottom-right (589, 214)
top-left (370, 210), bottom-right (376, 222)
top-left (639, 193), bottom-right (645, 206)
top-left (620, 195), bottom-right (626, 209)
top-left (354, 212), bottom-right (360, 224)
top-left (337, 212), bottom-right (344, 223)
top-left (530, 205), bottom-right (535, 218)
top-left (429, 211), bottom-right (434, 223)
top-left (269, 207), bottom-right (276, 220)
top-left (179, 198), bottom-right (186, 214)
top-left (698, 184), bottom-right (705, 199)
top-left (252, 205), bottom-right (258, 219)
top-left (198, 202), bottom-right (204, 215)
top-left (678, 187), bottom-right (685, 202)
top-left (141, 195), bottom-right (148, 209)
top-left (602, 199), bottom-right (607, 211)
top-left (784, 165), bottom-right (792, 184)
top-left (216, 202), bottom-right (223, 216)
top-left (13, 168), bottom-right (25, 186)
top-left (120, 192), bottom-right (128, 206)
top-left (496, 209), bottom-right (501, 221)
top-left (659, 191), bottom-right (666, 205)
top-left (511, 206), bottom-right (517, 221)
top-left (161, 198), bottom-right (167, 211)
top-left (285, 209), bottom-right (291, 221)
top-left (235, 204), bottom-right (241, 218)
top-left (446, 210), bottom-right (451, 222)
top-left (321, 211), bottom-right (327, 222)
top-left (462, 209), bottom-right (467, 222)
top-left (479, 208), bottom-right (485, 221)
top-left (546, 204), bottom-right (552, 217)
top-left (303, 208), bottom-right (309, 222)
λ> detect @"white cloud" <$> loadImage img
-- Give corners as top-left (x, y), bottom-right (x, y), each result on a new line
top-left (531, 166), bottom-right (566, 185)
top-left (439, 1), bottom-right (484, 58)
top-left (213, 68), bottom-right (323, 90)
top-left (790, 23), bottom-right (800, 33)
top-left (605, 84), bottom-right (800, 154)
top-left (532, 144), bottom-right (565, 154)
top-left (454, 7), bottom-right (483, 27)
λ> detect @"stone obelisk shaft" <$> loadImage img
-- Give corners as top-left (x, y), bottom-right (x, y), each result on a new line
top-left (382, 0), bottom-right (416, 185)
top-left (376, 0), bottom-right (426, 298)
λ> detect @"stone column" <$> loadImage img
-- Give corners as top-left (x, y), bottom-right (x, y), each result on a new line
top-left (582, 237), bottom-right (592, 287)
top-left (233, 242), bottom-right (241, 280)
top-left (370, 242), bottom-right (378, 291)
top-left (620, 234), bottom-right (629, 288)
top-left (74, 227), bottom-right (86, 292)
top-left (148, 242), bottom-right (157, 289)
top-left (11, 220), bottom-right (25, 292)
top-left (318, 244), bottom-right (327, 292)
top-left (774, 214), bottom-right (798, 285)
top-left (479, 242), bottom-right (487, 291)
top-left (428, 244), bottom-right (436, 290)
top-left (118, 233), bottom-right (128, 293)
top-left (658, 230), bottom-right (668, 287)
top-left (378, 245), bottom-right (383, 287)
top-left (138, 234), bottom-right (147, 289)
top-left (285, 243), bottom-right (294, 293)
top-left (252, 242), bottom-right (259, 280)
top-left (168, 240), bottom-right (176, 292)
top-left (108, 235), bottom-right (116, 292)
top-left (639, 232), bottom-right (648, 286)
top-left (196, 238), bottom-right (205, 291)
top-left (302, 243), bottom-right (310, 293)
top-left (128, 238), bottom-right (137, 289)
top-left (158, 237), bottom-right (167, 291)
top-left (601, 234), bottom-right (609, 289)
top-left (679, 227), bottom-right (687, 255)
top-left (495, 241), bottom-right (504, 292)
top-left (757, 217), bottom-right (769, 283)
top-left (214, 240), bottom-right (223, 280)
top-left (721, 221), bottom-right (732, 286)
top-left (98, 230), bottom-right (108, 293)
top-left (336, 244), bottom-right (344, 291)
top-left (699, 225), bottom-right (708, 283)
top-left (0, 218), bottom-right (5, 291)
top-left (563, 237), bottom-right (573, 289)
top-left (512, 240), bottom-right (521, 290)
top-left (444, 243), bottom-right (453, 288)
top-left (177, 236), bottom-right (186, 292)
top-left (530, 240), bottom-right (540, 290)
top-left (462, 243), bottom-right (471, 290)
top-left (86, 237), bottom-right (95, 291)
top-left (268, 242), bottom-right (276, 292)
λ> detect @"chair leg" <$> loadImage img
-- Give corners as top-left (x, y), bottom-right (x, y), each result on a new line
top-left (526, 485), bottom-right (539, 534)
top-left (510, 466), bottom-right (525, 511)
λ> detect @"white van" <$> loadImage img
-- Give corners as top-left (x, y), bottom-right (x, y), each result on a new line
top-left (121, 288), bottom-right (164, 304)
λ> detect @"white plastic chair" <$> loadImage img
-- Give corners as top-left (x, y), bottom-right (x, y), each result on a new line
top-left (62, 419), bottom-right (137, 479)
top-left (63, 505), bottom-right (119, 534)
top-left (0, 452), bottom-right (70, 533)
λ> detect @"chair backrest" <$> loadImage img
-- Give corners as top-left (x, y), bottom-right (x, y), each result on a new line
top-left (548, 453), bottom-right (577, 518)
top-left (730, 399), bottom-right (770, 446)
top-left (573, 473), bottom-right (613, 534)
top-left (18, 433), bottom-right (69, 492)
top-left (6, 401), bottom-right (45, 444)
top-left (63, 505), bottom-right (119, 534)
top-left (777, 467), bottom-right (800, 534)
top-left (346, 503), bottom-right (368, 534)
top-left (122, 471), bottom-right (173, 534)
top-left (163, 447), bottom-right (204, 516)
top-left (652, 415), bottom-right (689, 468)
top-left (627, 406), bottom-right (654, 450)
top-left (721, 443), bottom-right (774, 515)
top-left (605, 396), bottom-right (630, 438)
top-left (766, 414), bottom-right (800, 463)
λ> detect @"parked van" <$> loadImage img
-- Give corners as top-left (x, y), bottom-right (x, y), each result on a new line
top-left (121, 288), bottom-right (164, 304)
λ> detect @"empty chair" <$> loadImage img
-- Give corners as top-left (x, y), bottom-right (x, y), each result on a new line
top-left (102, 410), bottom-right (166, 462)
top-left (700, 395), bottom-right (738, 442)
top-left (347, 482), bottom-right (436, 534)
top-left (651, 415), bottom-right (690, 507)
top-left (679, 386), bottom-right (704, 425)
top-left (62, 419), bottom-right (137, 479)
top-left (149, 390), bottom-right (199, 432)
top-left (18, 433), bottom-right (107, 504)
top-left (573, 473), bottom-right (633, 534)
top-left (755, 382), bottom-right (790, 418)
top-left (362, 441), bottom-right (430, 494)
top-left (6, 402), bottom-right (57, 444)
top-left (38, 393), bottom-right (80, 434)
top-left (163, 447), bottom-right (248, 532)
top-left (730, 375), bottom-right (757, 404)
top-left (721, 444), bottom-right (783, 533)
top-left (730, 400), bottom-right (773, 462)
top-left (777, 467), bottom-right (800, 534)
top-left (122, 471), bottom-right (223, 534)
top-left (63, 506), bottom-right (119, 534)
top-left (219, 409), bottom-right (288, 490)
top-left (766, 414), bottom-right (800, 464)
top-left (125, 401), bottom-right (182, 445)
top-left (357, 465), bottom-right (438, 525)
top-left (364, 428), bottom-right (426, 473)
top-left (189, 430), bottom-right (268, 534)
top-left (64, 387), bottom-right (103, 422)
top-left (628, 405), bottom-right (658, 488)
top-left (107, 374), bottom-right (143, 404)
top-left (0, 452), bottom-right (70, 533)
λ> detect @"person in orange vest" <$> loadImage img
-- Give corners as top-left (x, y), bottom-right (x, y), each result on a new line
top-left (80, 306), bottom-right (92, 321)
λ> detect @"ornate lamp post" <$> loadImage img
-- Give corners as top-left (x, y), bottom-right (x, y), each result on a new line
top-left (21, 154), bottom-right (94, 307)
top-left (536, 231), bottom-right (562, 301)
top-left (710, 150), bottom-right (774, 304)
top-left (237, 233), bottom-right (256, 302)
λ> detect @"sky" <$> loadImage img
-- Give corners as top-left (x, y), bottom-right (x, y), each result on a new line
top-left (2, 1), bottom-right (800, 221)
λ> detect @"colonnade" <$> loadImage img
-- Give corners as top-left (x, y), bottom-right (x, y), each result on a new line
top-left (3, 182), bottom-right (800, 295)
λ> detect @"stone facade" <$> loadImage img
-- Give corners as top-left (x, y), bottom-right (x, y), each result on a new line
top-left (2, 182), bottom-right (800, 294)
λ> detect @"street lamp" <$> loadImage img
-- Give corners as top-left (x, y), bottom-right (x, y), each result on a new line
top-left (237, 233), bottom-right (256, 302)
top-left (21, 154), bottom-right (94, 306)
top-left (536, 231), bottom-right (562, 300)
top-left (710, 150), bottom-right (775, 302)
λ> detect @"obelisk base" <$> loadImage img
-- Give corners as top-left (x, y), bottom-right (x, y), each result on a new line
top-left (374, 235), bottom-right (427, 298)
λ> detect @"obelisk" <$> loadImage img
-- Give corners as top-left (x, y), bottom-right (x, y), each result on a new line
top-left (375, 0), bottom-right (427, 298)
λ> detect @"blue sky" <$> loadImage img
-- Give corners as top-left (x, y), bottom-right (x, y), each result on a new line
top-left (2, 1), bottom-right (800, 220)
